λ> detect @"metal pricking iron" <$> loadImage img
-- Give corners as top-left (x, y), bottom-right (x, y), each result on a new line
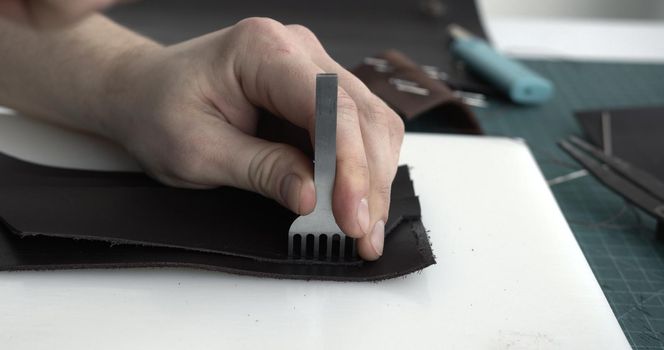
top-left (287, 74), bottom-right (357, 261)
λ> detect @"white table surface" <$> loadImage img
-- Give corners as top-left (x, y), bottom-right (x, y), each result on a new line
top-left (483, 16), bottom-right (664, 62)
top-left (2, 13), bottom-right (655, 349)
top-left (0, 110), bottom-right (630, 349)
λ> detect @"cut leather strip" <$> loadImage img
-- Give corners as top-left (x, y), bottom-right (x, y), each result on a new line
top-left (352, 50), bottom-right (482, 135)
top-left (0, 152), bottom-right (434, 281)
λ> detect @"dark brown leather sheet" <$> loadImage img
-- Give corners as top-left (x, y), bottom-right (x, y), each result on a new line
top-left (0, 153), bottom-right (435, 281)
top-left (107, 0), bottom-right (492, 94)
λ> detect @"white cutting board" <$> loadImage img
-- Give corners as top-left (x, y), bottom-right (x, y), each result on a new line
top-left (0, 109), bottom-right (629, 349)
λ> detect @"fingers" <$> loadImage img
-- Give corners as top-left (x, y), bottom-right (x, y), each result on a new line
top-left (228, 18), bottom-right (372, 240)
top-left (226, 127), bottom-right (317, 215)
top-left (286, 25), bottom-right (405, 260)
top-left (329, 91), bottom-right (371, 239)
top-left (342, 88), bottom-right (404, 261)
top-left (215, 18), bottom-right (404, 260)
top-left (229, 18), bottom-right (320, 130)
top-left (160, 116), bottom-right (316, 215)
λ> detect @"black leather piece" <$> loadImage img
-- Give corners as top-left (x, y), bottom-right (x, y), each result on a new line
top-left (0, 153), bottom-right (435, 281)
top-left (106, 0), bottom-right (493, 94)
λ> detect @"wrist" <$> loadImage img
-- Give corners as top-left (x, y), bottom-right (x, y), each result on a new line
top-left (94, 40), bottom-right (163, 144)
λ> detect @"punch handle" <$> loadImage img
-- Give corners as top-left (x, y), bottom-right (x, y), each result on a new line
top-left (313, 74), bottom-right (338, 213)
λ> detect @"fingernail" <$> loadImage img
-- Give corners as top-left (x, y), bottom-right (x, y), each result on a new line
top-left (370, 220), bottom-right (385, 257)
top-left (280, 174), bottom-right (302, 213)
top-left (357, 198), bottom-right (370, 234)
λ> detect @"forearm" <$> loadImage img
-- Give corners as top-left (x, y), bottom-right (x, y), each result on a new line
top-left (0, 15), bottom-right (160, 137)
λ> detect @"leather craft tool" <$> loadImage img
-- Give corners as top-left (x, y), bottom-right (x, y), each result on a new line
top-left (287, 74), bottom-right (356, 260)
top-left (448, 24), bottom-right (554, 105)
top-left (560, 135), bottom-right (664, 237)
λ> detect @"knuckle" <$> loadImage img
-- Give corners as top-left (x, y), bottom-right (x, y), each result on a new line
top-left (373, 182), bottom-right (393, 212)
top-left (270, 41), bottom-right (299, 58)
top-left (363, 98), bottom-right (392, 128)
top-left (234, 17), bottom-right (297, 55)
top-left (391, 112), bottom-right (405, 136)
top-left (336, 91), bottom-right (359, 122)
top-left (286, 24), bottom-right (320, 43)
top-left (375, 182), bottom-right (392, 197)
top-left (247, 144), bottom-right (291, 195)
top-left (236, 19), bottom-right (300, 59)
top-left (234, 17), bottom-right (286, 37)
top-left (339, 156), bottom-right (369, 177)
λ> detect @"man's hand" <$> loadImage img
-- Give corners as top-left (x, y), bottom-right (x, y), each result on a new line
top-left (102, 18), bottom-right (404, 260)
top-left (0, 15), bottom-right (404, 260)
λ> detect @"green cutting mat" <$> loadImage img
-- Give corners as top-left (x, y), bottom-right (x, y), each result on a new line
top-left (472, 60), bottom-right (664, 349)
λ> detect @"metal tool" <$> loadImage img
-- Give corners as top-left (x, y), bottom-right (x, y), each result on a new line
top-left (559, 135), bottom-right (664, 237)
top-left (287, 74), bottom-right (356, 261)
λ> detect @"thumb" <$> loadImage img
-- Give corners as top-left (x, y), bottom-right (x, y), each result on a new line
top-left (224, 128), bottom-right (316, 215)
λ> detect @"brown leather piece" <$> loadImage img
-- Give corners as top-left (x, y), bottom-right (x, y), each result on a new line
top-left (352, 50), bottom-right (481, 134)
top-left (0, 152), bottom-right (435, 281)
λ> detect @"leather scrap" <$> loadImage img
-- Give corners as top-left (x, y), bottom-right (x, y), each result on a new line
top-left (352, 50), bottom-right (482, 134)
top-left (0, 152), bottom-right (435, 281)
